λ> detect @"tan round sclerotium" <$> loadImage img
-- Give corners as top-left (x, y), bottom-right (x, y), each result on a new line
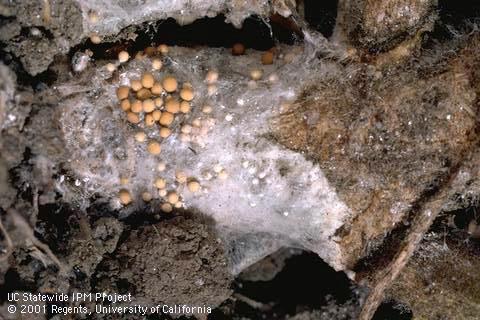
top-left (134, 131), bottom-right (146, 142)
top-left (179, 133), bottom-right (191, 143)
top-left (175, 171), bottom-right (187, 184)
top-left (131, 80), bottom-right (142, 92)
top-left (250, 68), bottom-right (263, 80)
top-left (180, 87), bottom-right (194, 101)
top-left (152, 59), bottom-right (162, 70)
top-left (179, 101), bottom-right (191, 114)
top-left (145, 113), bottom-right (155, 126)
top-left (120, 99), bottom-right (131, 111)
top-left (119, 189), bottom-right (132, 205)
top-left (181, 124), bottom-right (192, 134)
top-left (159, 112), bottom-right (174, 126)
top-left (120, 177), bottom-right (129, 185)
top-left (174, 202), bottom-right (183, 209)
top-left (154, 97), bottom-right (163, 107)
top-left (142, 192), bottom-right (153, 202)
top-left (135, 51), bottom-right (145, 60)
top-left (207, 84), bottom-right (217, 96)
top-left (162, 76), bottom-right (178, 93)
top-left (141, 73), bottom-right (155, 89)
top-left (151, 82), bottom-right (163, 95)
top-left (218, 169), bottom-right (228, 180)
top-left (158, 189), bottom-right (167, 197)
top-left (157, 162), bottom-right (166, 172)
top-left (147, 141), bottom-right (162, 155)
top-left (161, 202), bottom-right (173, 213)
top-left (154, 178), bottom-right (166, 189)
top-left (142, 99), bottom-right (155, 113)
top-left (167, 191), bottom-right (179, 204)
top-left (159, 127), bottom-right (171, 138)
top-left (118, 51), bottom-right (129, 63)
top-left (206, 70), bottom-right (218, 84)
top-left (136, 88), bottom-right (152, 100)
top-left (187, 180), bottom-right (200, 192)
top-left (152, 110), bottom-right (162, 121)
top-left (192, 118), bottom-right (201, 127)
top-left (157, 44), bottom-right (169, 54)
top-left (202, 105), bottom-right (212, 114)
top-left (144, 46), bottom-right (156, 57)
top-left (106, 63), bottom-right (116, 72)
top-left (165, 98), bottom-right (180, 113)
top-left (88, 11), bottom-right (99, 24)
top-left (90, 34), bottom-right (101, 44)
top-left (130, 100), bottom-right (143, 113)
top-left (116, 86), bottom-right (130, 100)
top-left (127, 112), bottom-right (140, 124)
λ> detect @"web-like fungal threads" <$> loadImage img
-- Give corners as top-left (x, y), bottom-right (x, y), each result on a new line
top-left (59, 42), bottom-right (352, 274)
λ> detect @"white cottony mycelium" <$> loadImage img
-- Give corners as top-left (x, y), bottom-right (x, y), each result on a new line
top-left (59, 43), bottom-right (352, 274)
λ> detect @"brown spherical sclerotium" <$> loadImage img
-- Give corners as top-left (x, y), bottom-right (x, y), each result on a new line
top-left (159, 127), bottom-right (171, 138)
top-left (143, 99), bottom-right (155, 113)
top-left (131, 100), bottom-right (143, 113)
top-left (180, 101), bottom-right (191, 113)
top-left (147, 141), bottom-right (162, 155)
top-left (165, 98), bottom-right (180, 113)
top-left (154, 97), bottom-right (163, 107)
top-left (152, 110), bottom-right (162, 121)
top-left (162, 76), bottom-right (178, 93)
top-left (131, 80), bottom-right (142, 92)
top-left (159, 111), bottom-right (174, 126)
top-left (144, 46), bottom-right (156, 57)
top-left (119, 189), bottom-right (132, 205)
top-left (145, 113), bottom-right (155, 126)
top-left (232, 43), bottom-right (245, 56)
top-left (120, 99), bottom-right (131, 111)
top-left (141, 73), bottom-right (155, 89)
top-left (127, 112), bottom-right (140, 124)
top-left (151, 82), bottom-right (163, 95)
top-left (116, 86), bottom-right (130, 100)
top-left (261, 51), bottom-right (274, 65)
top-left (180, 87), bottom-right (194, 101)
top-left (137, 88), bottom-right (152, 100)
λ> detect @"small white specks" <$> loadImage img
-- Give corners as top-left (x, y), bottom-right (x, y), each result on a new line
top-left (248, 167), bottom-right (257, 174)
top-left (74, 179), bottom-right (81, 186)
top-left (408, 121), bottom-right (412, 126)
top-left (250, 202), bottom-right (256, 207)
top-left (446, 114), bottom-right (452, 120)
top-left (225, 114), bottom-right (233, 121)
top-left (237, 98), bottom-right (245, 106)
top-left (283, 211), bottom-right (289, 216)
top-left (242, 161), bottom-right (249, 168)
top-left (252, 178), bottom-right (259, 185)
